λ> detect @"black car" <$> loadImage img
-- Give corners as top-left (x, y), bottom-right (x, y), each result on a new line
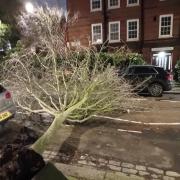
top-left (121, 65), bottom-right (173, 97)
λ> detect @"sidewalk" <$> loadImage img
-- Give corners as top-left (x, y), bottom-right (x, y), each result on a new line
top-left (42, 152), bottom-right (180, 180)
top-left (164, 81), bottom-right (180, 94)
top-left (54, 162), bottom-right (145, 180)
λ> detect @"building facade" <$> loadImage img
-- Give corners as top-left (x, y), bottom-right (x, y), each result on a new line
top-left (67, 0), bottom-right (180, 71)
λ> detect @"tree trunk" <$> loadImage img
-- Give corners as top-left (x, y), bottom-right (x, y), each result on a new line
top-left (31, 113), bottom-right (67, 154)
top-left (31, 95), bottom-right (88, 154)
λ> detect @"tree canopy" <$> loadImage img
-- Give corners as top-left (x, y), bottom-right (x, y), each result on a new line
top-left (4, 7), bottom-right (138, 154)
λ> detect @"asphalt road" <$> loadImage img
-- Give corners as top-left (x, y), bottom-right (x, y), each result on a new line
top-left (1, 93), bottom-right (180, 174)
top-left (54, 94), bottom-right (180, 172)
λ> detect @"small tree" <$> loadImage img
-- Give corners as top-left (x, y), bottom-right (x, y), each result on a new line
top-left (0, 22), bottom-right (11, 48)
top-left (4, 7), bottom-right (138, 154)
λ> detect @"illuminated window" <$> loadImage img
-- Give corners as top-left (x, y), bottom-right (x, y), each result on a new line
top-left (91, 23), bottom-right (103, 44)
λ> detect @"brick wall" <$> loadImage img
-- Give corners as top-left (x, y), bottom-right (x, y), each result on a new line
top-left (67, 0), bottom-right (180, 67)
top-left (67, 0), bottom-right (142, 47)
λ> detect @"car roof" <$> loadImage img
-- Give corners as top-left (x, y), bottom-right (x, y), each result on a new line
top-left (128, 65), bottom-right (162, 68)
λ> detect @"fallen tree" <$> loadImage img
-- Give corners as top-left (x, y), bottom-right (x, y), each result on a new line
top-left (4, 7), bottom-right (138, 154)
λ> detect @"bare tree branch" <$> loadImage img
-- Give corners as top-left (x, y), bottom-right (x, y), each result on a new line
top-left (3, 6), bottom-right (139, 154)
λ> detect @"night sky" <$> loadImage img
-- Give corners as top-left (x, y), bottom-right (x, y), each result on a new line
top-left (36, 0), bottom-right (66, 9)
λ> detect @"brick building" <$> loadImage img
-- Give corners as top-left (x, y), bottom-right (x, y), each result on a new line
top-left (67, 0), bottom-right (180, 71)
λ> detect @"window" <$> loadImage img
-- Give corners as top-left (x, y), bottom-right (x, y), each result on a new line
top-left (159, 14), bottom-right (173, 38)
top-left (133, 67), bottom-right (157, 74)
top-left (127, 19), bottom-right (139, 41)
top-left (91, 23), bottom-right (103, 44)
top-left (108, 0), bottom-right (120, 9)
top-left (91, 0), bottom-right (102, 11)
top-left (127, 0), bottom-right (139, 6)
top-left (109, 21), bottom-right (120, 43)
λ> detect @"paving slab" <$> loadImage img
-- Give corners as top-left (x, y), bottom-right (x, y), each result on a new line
top-left (54, 163), bottom-right (145, 180)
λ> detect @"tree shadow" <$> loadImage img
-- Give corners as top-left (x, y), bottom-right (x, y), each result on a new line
top-left (58, 118), bottom-right (109, 164)
top-left (58, 125), bottom-right (89, 164)
top-left (34, 162), bottom-right (68, 180)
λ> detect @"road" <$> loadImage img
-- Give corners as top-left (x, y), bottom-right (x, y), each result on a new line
top-left (1, 93), bottom-right (180, 179)
top-left (50, 94), bottom-right (180, 174)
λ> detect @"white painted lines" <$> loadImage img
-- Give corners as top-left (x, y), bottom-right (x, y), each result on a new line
top-left (93, 115), bottom-right (180, 126)
top-left (93, 115), bottom-right (142, 124)
top-left (160, 100), bottom-right (180, 103)
top-left (117, 129), bottom-right (142, 134)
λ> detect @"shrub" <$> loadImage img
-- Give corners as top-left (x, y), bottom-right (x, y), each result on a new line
top-left (98, 48), bottom-right (145, 69)
top-left (174, 60), bottom-right (180, 82)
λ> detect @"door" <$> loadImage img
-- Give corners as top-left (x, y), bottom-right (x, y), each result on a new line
top-left (152, 53), bottom-right (172, 71)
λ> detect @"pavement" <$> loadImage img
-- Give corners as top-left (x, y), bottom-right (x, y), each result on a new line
top-left (164, 82), bottom-right (180, 94)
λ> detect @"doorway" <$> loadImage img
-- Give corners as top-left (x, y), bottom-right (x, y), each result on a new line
top-left (152, 52), bottom-right (172, 71)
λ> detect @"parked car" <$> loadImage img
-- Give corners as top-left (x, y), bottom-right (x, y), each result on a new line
top-left (120, 65), bottom-right (173, 97)
top-left (0, 85), bottom-right (16, 127)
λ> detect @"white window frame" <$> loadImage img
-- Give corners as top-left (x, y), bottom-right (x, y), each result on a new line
top-left (109, 21), bottom-right (120, 43)
top-left (91, 23), bottom-right (103, 44)
top-left (127, 19), bottom-right (139, 41)
top-left (159, 14), bottom-right (173, 38)
top-left (108, 0), bottom-right (120, 9)
top-left (127, 0), bottom-right (139, 7)
top-left (90, 0), bottom-right (102, 12)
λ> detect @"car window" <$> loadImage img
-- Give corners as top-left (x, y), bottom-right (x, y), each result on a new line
top-left (134, 67), bottom-right (157, 74)
top-left (154, 67), bottom-right (166, 74)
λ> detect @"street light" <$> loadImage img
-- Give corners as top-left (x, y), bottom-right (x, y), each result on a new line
top-left (25, 2), bottom-right (34, 13)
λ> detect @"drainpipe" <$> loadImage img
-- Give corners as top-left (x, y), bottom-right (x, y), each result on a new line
top-left (102, 0), bottom-right (108, 51)
top-left (141, 0), bottom-right (144, 53)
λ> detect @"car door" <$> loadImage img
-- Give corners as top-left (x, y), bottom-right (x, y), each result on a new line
top-left (132, 67), bottom-right (157, 91)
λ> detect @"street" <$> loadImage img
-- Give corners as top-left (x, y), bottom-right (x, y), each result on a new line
top-left (44, 93), bottom-right (180, 179)
top-left (1, 93), bottom-right (180, 180)
top-left (0, 1), bottom-right (180, 179)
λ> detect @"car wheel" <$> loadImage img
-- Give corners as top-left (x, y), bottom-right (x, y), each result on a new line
top-left (148, 83), bottom-right (163, 97)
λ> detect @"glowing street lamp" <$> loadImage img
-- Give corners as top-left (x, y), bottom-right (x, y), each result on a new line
top-left (25, 2), bottom-right (34, 13)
